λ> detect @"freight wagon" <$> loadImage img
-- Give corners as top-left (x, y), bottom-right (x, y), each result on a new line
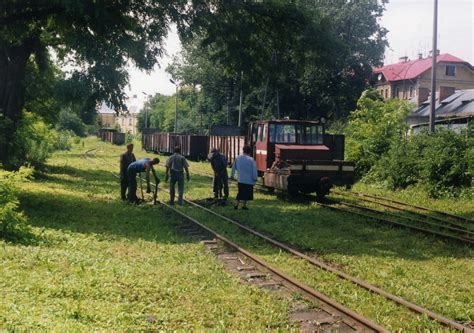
top-left (97, 128), bottom-right (125, 145)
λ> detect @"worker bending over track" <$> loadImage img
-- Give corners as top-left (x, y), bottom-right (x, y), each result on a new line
top-left (127, 157), bottom-right (160, 204)
top-left (208, 147), bottom-right (229, 204)
top-left (119, 143), bottom-right (136, 200)
top-left (165, 146), bottom-right (190, 205)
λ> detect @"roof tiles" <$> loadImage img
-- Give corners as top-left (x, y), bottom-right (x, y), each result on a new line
top-left (373, 54), bottom-right (472, 82)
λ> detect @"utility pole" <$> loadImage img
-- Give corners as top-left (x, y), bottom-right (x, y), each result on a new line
top-left (260, 77), bottom-right (269, 120)
top-left (238, 71), bottom-right (243, 127)
top-left (170, 79), bottom-right (178, 133)
top-left (275, 88), bottom-right (280, 119)
top-left (429, 0), bottom-right (438, 132)
top-left (142, 92), bottom-right (150, 129)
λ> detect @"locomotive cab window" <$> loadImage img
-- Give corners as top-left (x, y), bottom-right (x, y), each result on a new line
top-left (257, 125), bottom-right (263, 142)
top-left (298, 125), bottom-right (323, 144)
top-left (251, 124), bottom-right (258, 142)
top-left (262, 124), bottom-right (267, 142)
top-left (271, 124), bottom-right (296, 143)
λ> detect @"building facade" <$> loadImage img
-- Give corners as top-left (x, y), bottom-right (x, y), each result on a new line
top-left (97, 102), bottom-right (139, 135)
top-left (371, 53), bottom-right (474, 106)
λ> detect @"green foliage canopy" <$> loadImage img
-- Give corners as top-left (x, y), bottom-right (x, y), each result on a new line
top-left (167, 1), bottom-right (388, 126)
top-left (0, 0), bottom-right (193, 166)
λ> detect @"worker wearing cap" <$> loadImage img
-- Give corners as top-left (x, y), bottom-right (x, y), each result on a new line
top-left (208, 148), bottom-right (229, 203)
top-left (119, 143), bottom-right (136, 200)
top-left (127, 157), bottom-right (160, 203)
top-left (165, 146), bottom-right (190, 205)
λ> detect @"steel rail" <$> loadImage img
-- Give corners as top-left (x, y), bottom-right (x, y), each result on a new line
top-left (334, 191), bottom-right (473, 231)
top-left (84, 151), bottom-right (387, 332)
top-left (328, 197), bottom-right (474, 239)
top-left (349, 192), bottom-right (474, 224)
top-left (161, 202), bottom-right (388, 333)
top-left (158, 165), bottom-right (474, 245)
top-left (183, 199), bottom-right (473, 332)
top-left (85, 149), bottom-right (473, 331)
top-left (319, 201), bottom-right (474, 247)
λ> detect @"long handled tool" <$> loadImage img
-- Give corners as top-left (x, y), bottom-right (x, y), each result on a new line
top-left (139, 173), bottom-right (144, 201)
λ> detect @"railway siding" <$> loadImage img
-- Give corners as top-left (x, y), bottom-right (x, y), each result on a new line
top-left (85, 138), bottom-right (474, 330)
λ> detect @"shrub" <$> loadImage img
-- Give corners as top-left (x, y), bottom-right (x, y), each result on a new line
top-left (0, 167), bottom-right (33, 241)
top-left (367, 137), bottom-right (421, 189)
top-left (56, 108), bottom-right (86, 137)
top-left (369, 129), bottom-right (472, 197)
top-left (417, 130), bottom-right (471, 197)
top-left (345, 89), bottom-right (412, 178)
top-left (11, 112), bottom-right (58, 169)
top-left (55, 130), bottom-right (75, 151)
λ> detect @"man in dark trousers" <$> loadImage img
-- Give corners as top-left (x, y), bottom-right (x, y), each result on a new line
top-left (165, 146), bottom-right (190, 205)
top-left (208, 148), bottom-right (229, 203)
top-left (119, 143), bottom-right (136, 200)
top-left (127, 157), bottom-right (160, 203)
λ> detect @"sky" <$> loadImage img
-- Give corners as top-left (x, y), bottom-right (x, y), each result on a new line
top-left (126, 0), bottom-right (474, 110)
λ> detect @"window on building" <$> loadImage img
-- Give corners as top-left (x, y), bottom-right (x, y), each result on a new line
top-left (128, 118), bottom-right (132, 126)
top-left (395, 88), bottom-right (399, 98)
top-left (409, 86), bottom-right (413, 98)
top-left (445, 65), bottom-right (456, 76)
top-left (385, 89), bottom-right (388, 98)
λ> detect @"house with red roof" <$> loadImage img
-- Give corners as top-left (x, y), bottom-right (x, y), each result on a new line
top-left (371, 52), bottom-right (474, 106)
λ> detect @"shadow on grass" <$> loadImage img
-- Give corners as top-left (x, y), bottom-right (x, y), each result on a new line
top-left (19, 189), bottom-right (201, 245)
top-left (18, 165), bottom-right (199, 245)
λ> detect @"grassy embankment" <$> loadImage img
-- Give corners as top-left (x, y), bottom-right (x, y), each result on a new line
top-left (138, 140), bottom-right (473, 330)
top-left (0, 138), bottom-right (293, 331)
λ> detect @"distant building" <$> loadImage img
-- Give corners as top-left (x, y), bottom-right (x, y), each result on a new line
top-left (408, 89), bottom-right (474, 133)
top-left (371, 52), bottom-right (474, 106)
top-left (97, 102), bottom-right (139, 135)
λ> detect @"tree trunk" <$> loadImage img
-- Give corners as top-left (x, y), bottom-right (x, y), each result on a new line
top-left (0, 41), bottom-right (33, 168)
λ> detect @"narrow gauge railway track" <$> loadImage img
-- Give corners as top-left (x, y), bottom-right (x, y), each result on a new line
top-left (85, 149), bottom-right (473, 332)
top-left (336, 191), bottom-right (474, 225)
top-left (154, 162), bottom-right (474, 247)
top-left (319, 199), bottom-right (474, 247)
top-left (332, 191), bottom-right (473, 232)
top-left (83, 151), bottom-right (387, 332)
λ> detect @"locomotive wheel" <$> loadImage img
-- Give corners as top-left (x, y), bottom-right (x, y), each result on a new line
top-left (316, 177), bottom-right (332, 200)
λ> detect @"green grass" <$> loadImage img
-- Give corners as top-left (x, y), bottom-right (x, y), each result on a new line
top-left (142, 144), bottom-right (473, 330)
top-left (5, 137), bottom-right (472, 331)
top-left (0, 138), bottom-right (294, 331)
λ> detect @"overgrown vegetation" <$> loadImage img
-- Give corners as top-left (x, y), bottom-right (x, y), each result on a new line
top-left (0, 167), bottom-right (32, 241)
top-left (6, 112), bottom-right (78, 169)
top-left (344, 90), bottom-right (472, 197)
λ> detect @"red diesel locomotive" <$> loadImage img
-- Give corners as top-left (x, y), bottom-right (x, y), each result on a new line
top-left (247, 119), bottom-right (354, 198)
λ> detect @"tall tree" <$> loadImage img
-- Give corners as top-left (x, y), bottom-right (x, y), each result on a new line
top-left (0, 0), bottom-right (194, 167)
top-left (169, 1), bottom-right (388, 124)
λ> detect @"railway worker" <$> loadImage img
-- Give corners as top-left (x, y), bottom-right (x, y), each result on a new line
top-left (231, 145), bottom-right (258, 210)
top-left (119, 143), bottom-right (136, 200)
top-left (165, 146), bottom-right (190, 205)
top-left (127, 157), bottom-right (160, 204)
top-left (208, 148), bottom-right (229, 203)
